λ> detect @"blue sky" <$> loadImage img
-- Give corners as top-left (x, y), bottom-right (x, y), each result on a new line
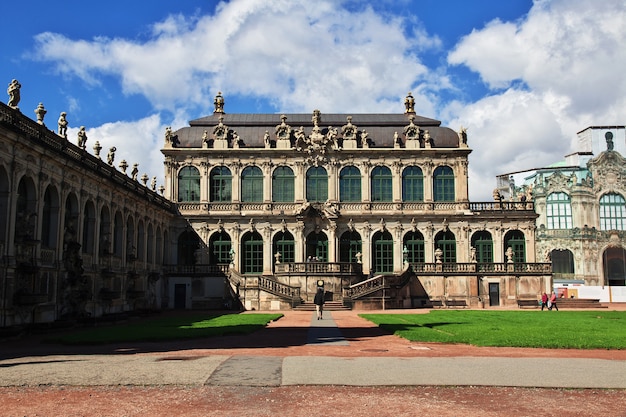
top-left (2, 0), bottom-right (625, 200)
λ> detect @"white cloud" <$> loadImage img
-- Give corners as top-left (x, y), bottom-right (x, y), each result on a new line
top-left (32, 0), bottom-right (440, 114)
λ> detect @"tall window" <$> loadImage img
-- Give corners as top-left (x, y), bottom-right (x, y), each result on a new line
top-left (241, 166), bottom-right (263, 202)
top-left (504, 230), bottom-right (526, 263)
top-left (551, 249), bottom-right (574, 275)
top-left (178, 166), bottom-right (201, 202)
top-left (433, 166), bottom-right (455, 202)
top-left (272, 166), bottom-right (295, 202)
top-left (209, 231), bottom-right (231, 265)
top-left (599, 193), bottom-right (626, 230)
top-left (339, 166), bottom-right (361, 202)
top-left (471, 231), bottom-right (493, 263)
top-left (339, 230), bottom-right (362, 263)
top-left (372, 231), bottom-right (394, 273)
top-left (273, 231), bottom-right (295, 263)
top-left (546, 192), bottom-right (572, 229)
top-left (402, 166), bottom-right (424, 202)
top-left (178, 230), bottom-right (200, 266)
top-left (306, 167), bottom-right (328, 202)
top-left (403, 231), bottom-right (425, 263)
top-left (210, 166), bottom-right (232, 202)
top-left (371, 166), bottom-right (392, 202)
top-left (306, 232), bottom-right (328, 261)
top-left (435, 230), bottom-right (456, 262)
top-left (242, 231), bottom-right (263, 274)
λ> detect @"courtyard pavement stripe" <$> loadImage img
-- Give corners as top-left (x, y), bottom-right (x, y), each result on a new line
top-left (281, 356), bottom-right (626, 388)
top-left (205, 355), bottom-right (283, 386)
top-left (306, 311), bottom-right (350, 346)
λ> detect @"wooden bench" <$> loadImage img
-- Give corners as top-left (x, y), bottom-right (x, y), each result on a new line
top-left (446, 299), bottom-right (467, 308)
top-left (517, 299), bottom-right (539, 309)
top-left (429, 299), bottom-right (444, 308)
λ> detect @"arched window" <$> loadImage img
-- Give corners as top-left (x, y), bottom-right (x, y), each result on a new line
top-left (504, 230), bottom-right (525, 263)
top-left (402, 166), bottom-right (424, 202)
top-left (433, 166), bottom-right (455, 202)
top-left (599, 193), bottom-right (626, 230)
top-left (371, 166), bottom-right (392, 202)
top-left (403, 230), bottom-right (425, 264)
top-left (272, 166), bottom-right (295, 202)
top-left (306, 231), bottom-right (328, 261)
top-left (435, 230), bottom-right (456, 262)
top-left (551, 249), bottom-right (574, 276)
top-left (242, 231), bottom-right (264, 273)
top-left (177, 166), bottom-right (200, 202)
top-left (210, 166), bottom-right (232, 202)
top-left (306, 166), bottom-right (328, 202)
top-left (82, 201), bottom-right (96, 255)
top-left (241, 166), bottom-right (263, 202)
top-left (42, 186), bottom-right (60, 249)
top-left (372, 230), bottom-right (394, 273)
top-left (603, 247), bottom-right (626, 286)
top-left (546, 192), bottom-right (572, 229)
top-left (209, 231), bottom-right (232, 265)
top-left (339, 166), bottom-right (361, 202)
top-left (471, 231), bottom-right (493, 263)
top-left (273, 231), bottom-right (295, 263)
top-left (339, 230), bottom-right (362, 263)
top-left (177, 230), bottom-right (200, 266)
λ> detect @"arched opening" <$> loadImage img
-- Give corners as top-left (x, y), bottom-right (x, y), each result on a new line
top-left (471, 231), bottom-right (493, 263)
top-left (242, 231), bottom-right (263, 273)
top-left (434, 230), bottom-right (456, 262)
top-left (273, 231), bottom-right (295, 263)
top-left (403, 230), bottom-right (425, 264)
top-left (603, 247), bottom-right (626, 286)
top-left (178, 230), bottom-right (200, 266)
top-left (372, 230), bottom-right (394, 273)
top-left (504, 230), bottom-right (526, 263)
top-left (306, 230), bottom-right (328, 261)
top-left (339, 230), bottom-right (362, 263)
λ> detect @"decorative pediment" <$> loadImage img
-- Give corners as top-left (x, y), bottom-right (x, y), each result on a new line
top-left (212, 115), bottom-right (229, 141)
top-left (588, 150), bottom-right (626, 194)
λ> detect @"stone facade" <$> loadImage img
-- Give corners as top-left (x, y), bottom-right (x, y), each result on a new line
top-left (162, 93), bottom-right (551, 310)
top-left (502, 127), bottom-right (626, 289)
top-left (0, 102), bottom-right (179, 327)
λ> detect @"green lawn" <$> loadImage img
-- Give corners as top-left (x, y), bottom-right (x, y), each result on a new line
top-left (360, 310), bottom-right (626, 350)
top-left (48, 313), bottom-right (283, 345)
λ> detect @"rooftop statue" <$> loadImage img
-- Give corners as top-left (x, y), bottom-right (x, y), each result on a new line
top-left (404, 91), bottom-right (415, 114)
top-left (214, 91), bottom-right (225, 113)
top-left (58, 112), bottom-right (68, 138)
top-left (34, 102), bottom-right (47, 125)
top-left (7, 79), bottom-right (21, 109)
top-left (77, 126), bottom-right (88, 149)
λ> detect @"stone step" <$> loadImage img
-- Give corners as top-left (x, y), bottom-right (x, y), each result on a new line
top-left (293, 301), bottom-right (351, 311)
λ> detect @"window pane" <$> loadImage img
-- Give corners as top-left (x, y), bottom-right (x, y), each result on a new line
top-left (402, 166), bottom-right (424, 202)
top-left (210, 166), bottom-right (232, 202)
top-left (178, 166), bottom-right (201, 202)
top-left (546, 192), bottom-right (572, 229)
top-left (371, 166), bottom-right (392, 202)
top-left (272, 166), bottom-right (295, 202)
top-left (600, 193), bottom-right (626, 231)
top-left (241, 166), bottom-right (263, 202)
top-left (306, 167), bottom-right (328, 202)
top-left (433, 166), bottom-right (455, 202)
top-left (339, 166), bottom-right (362, 202)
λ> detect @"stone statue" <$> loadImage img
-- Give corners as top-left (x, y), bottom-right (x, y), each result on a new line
top-left (151, 176), bottom-right (157, 191)
top-left (492, 188), bottom-right (502, 202)
top-left (361, 129), bottom-right (369, 148)
top-left (458, 126), bottom-right (468, 145)
top-left (264, 130), bottom-right (271, 148)
top-left (214, 91), bottom-right (225, 113)
top-left (394, 131), bottom-right (401, 148)
top-left (7, 79), bottom-right (21, 109)
top-left (232, 131), bottom-right (240, 148)
top-left (164, 126), bottom-right (173, 144)
top-left (404, 92), bottom-right (415, 114)
top-left (77, 126), bottom-right (88, 149)
top-left (131, 163), bottom-right (139, 181)
top-left (274, 252), bottom-right (281, 264)
top-left (605, 131), bottom-right (614, 151)
top-left (58, 112), bottom-right (68, 138)
top-left (506, 247), bottom-right (514, 263)
top-left (107, 146), bottom-right (116, 165)
top-left (355, 252), bottom-right (362, 264)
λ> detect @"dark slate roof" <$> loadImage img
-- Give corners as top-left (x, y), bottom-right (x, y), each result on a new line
top-left (172, 112), bottom-right (459, 148)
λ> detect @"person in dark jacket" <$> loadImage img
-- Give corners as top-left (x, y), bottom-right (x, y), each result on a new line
top-left (314, 287), bottom-right (325, 320)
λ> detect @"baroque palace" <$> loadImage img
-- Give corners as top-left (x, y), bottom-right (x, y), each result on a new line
top-left (1, 85), bottom-right (552, 327)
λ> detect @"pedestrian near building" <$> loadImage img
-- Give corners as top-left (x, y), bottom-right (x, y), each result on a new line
top-left (549, 291), bottom-right (559, 311)
top-left (314, 287), bottom-right (325, 320)
top-left (541, 292), bottom-right (548, 310)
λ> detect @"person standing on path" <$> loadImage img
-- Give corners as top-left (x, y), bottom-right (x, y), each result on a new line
top-left (314, 287), bottom-right (325, 320)
top-left (549, 291), bottom-right (559, 311)
top-left (541, 292), bottom-right (548, 310)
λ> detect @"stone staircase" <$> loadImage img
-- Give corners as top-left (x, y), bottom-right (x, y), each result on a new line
top-left (293, 301), bottom-right (351, 311)
top-left (553, 298), bottom-right (607, 309)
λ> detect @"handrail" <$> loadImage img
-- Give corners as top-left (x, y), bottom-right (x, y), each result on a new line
top-left (274, 262), bottom-right (362, 275)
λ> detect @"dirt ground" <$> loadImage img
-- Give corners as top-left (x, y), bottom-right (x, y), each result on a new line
top-left (1, 309), bottom-right (625, 416)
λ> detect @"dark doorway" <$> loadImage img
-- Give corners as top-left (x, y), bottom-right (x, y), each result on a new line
top-left (489, 283), bottom-right (500, 307)
top-left (174, 284), bottom-right (186, 309)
